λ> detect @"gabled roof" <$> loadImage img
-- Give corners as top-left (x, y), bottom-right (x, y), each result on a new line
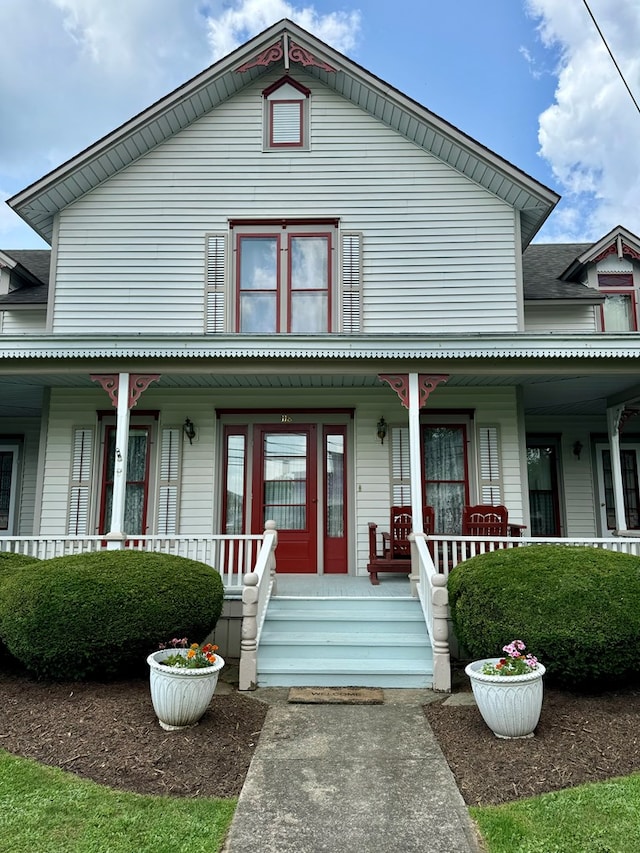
top-left (559, 225), bottom-right (640, 281)
top-left (522, 243), bottom-right (603, 302)
top-left (0, 249), bottom-right (49, 307)
top-left (8, 19), bottom-right (559, 248)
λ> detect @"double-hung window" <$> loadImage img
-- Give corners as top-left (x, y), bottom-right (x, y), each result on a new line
top-left (598, 273), bottom-right (637, 331)
top-left (233, 220), bottom-right (335, 333)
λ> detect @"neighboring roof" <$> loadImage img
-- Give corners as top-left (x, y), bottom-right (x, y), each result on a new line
top-left (560, 225), bottom-right (640, 281)
top-left (0, 249), bottom-right (50, 307)
top-left (522, 243), bottom-right (604, 303)
top-left (8, 19), bottom-right (559, 249)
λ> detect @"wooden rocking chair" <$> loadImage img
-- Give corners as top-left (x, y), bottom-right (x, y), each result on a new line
top-left (367, 505), bottom-right (435, 585)
top-left (458, 504), bottom-right (525, 562)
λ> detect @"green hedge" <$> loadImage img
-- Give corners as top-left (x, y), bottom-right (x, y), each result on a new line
top-left (0, 550), bottom-right (224, 680)
top-left (448, 544), bottom-right (640, 688)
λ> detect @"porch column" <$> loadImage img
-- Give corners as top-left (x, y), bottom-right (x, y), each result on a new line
top-left (607, 403), bottom-right (627, 532)
top-left (108, 373), bottom-right (131, 548)
top-left (90, 372), bottom-right (160, 548)
top-left (408, 373), bottom-right (424, 536)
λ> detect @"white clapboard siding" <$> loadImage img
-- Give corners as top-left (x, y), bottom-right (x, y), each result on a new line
top-left (67, 427), bottom-right (94, 535)
top-left (204, 233), bottom-right (226, 333)
top-left (0, 310), bottom-right (47, 334)
top-left (51, 72), bottom-right (519, 335)
top-left (156, 428), bottom-right (181, 535)
top-left (477, 425), bottom-right (503, 505)
top-left (525, 304), bottom-right (597, 333)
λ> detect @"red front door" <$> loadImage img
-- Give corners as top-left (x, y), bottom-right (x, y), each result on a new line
top-left (252, 425), bottom-right (318, 573)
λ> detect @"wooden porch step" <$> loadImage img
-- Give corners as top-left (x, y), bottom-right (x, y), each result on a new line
top-left (257, 595), bottom-right (433, 688)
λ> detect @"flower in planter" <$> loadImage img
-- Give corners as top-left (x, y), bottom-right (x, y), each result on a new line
top-left (481, 639), bottom-right (539, 676)
top-left (157, 637), bottom-right (219, 669)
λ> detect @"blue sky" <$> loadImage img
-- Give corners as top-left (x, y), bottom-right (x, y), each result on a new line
top-left (1, 0), bottom-right (638, 248)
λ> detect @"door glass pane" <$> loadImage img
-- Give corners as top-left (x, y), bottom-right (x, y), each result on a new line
top-left (0, 451), bottom-right (13, 531)
top-left (263, 433), bottom-right (307, 529)
top-left (423, 426), bottom-right (467, 533)
top-left (527, 445), bottom-right (559, 536)
top-left (603, 295), bottom-right (633, 331)
top-left (224, 434), bottom-right (246, 534)
top-left (239, 237), bottom-right (278, 332)
top-left (601, 449), bottom-right (640, 530)
top-left (103, 427), bottom-right (149, 535)
top-left (326, 434), bottom-right (344, 537)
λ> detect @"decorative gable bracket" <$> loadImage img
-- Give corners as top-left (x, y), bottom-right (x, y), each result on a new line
top-left (236, 33), bottom-right (336, 74)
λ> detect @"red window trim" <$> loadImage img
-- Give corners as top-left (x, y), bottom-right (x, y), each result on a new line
top-left (421, 422), bottom-right (471, 509)
top-left (269, 100), bottom-right (304, 148)
top-left (236, 232), bottom-right (282, 332)
top-left (221, 425), bottom-right (248, 535)
top-left (98, 423), bottom-right (152, 536)
top-left (598, 273), bottom-right (633, 288)
top-left (599, 291), bottom-right (638, 331)
top-left (286, 231), bottom-right (332, 333)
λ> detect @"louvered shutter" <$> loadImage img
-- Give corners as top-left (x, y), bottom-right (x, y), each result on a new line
top-left (205, 233), bottom-right (226, 333)
top-left (478, 425), bottom-right (503, 504)
top-left (156, 428), bottom-right (181, 535)
top-left (68, 428), bottom-right (93, 535)
top-left (391, 425), bottom-right (411, 505)
top-left (272, 102), bottom-right (302, 144)
top-left (341, 232), bottom-right (362, 333)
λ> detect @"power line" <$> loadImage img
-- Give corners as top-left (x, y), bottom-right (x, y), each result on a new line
top-left (582, 0), bottom-right (640, 114)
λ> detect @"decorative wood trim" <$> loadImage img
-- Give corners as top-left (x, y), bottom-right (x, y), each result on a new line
top-left (236, 37), bottom-right (336, 74)
top-left (379, 374), bottom-right (449, 409)
top-left (91, 374), bottom-right (160, 408)
top-left (262, 74), bottom-right (311, 98)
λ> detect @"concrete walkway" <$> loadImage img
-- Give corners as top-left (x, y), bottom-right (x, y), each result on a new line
top-left (222, 690), bottom-right (481, 853)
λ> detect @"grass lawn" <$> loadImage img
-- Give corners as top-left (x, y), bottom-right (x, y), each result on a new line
top-left (0, 749), bottom-right (235, 853)
top-left (471, 772), bottom-right (640, 853)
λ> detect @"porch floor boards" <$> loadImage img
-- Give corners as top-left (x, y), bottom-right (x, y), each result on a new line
top-left (273, 573), bottom-right (412, 598)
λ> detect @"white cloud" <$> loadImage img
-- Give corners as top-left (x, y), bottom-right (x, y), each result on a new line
top-left (0, 0), bottom-right (361, 248)
top-left (526, 0), bottom-right (640, 241)
top-left (205, 0), bottom-right (360, 59)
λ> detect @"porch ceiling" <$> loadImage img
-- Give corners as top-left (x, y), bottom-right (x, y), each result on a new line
top-left (0, 372), bottom-right (638, 419)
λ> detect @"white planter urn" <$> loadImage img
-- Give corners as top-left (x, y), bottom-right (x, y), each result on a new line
top-left (465, 658), bottom-right (546, 739)
top-left (147, 649), bottom-right (225, 731)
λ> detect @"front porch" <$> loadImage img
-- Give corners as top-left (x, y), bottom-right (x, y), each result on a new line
top-left (4, 531), bottom-right (640, 693)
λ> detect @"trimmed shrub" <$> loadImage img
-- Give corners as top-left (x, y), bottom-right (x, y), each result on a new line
top-left (0, 550), bottom-right (224, 680)
top-left (0, 553), bottom-right (40, 665)
top-left (448, 544), bottom-right (640, 689)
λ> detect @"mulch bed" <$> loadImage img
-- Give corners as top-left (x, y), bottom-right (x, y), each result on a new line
top-left (424, 685), bottom-right (640, 806)
top-left (0, 671), bottom-right (268, 798)
top-left (2, 666), bottom-right (640, 807)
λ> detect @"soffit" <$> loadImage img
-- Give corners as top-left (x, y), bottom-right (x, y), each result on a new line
top-left (9, 20), bottom-right (558, 247)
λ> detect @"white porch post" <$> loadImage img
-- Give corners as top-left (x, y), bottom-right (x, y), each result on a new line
top-left (408, 373), bottom-right (424, 537)
top-left (607, 403), bottom-right (627, 532)
top-left (106, 373), bottom-right (131, 549)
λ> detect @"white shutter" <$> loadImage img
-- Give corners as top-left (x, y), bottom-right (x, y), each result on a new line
top-left (205, 233), bottom-right (226, 334)
top-left (68, 428), bottom-right (93, 535)
top-left (391, 425), bottom-right (411, 505)
top-left (272, 102), bottom-right (302, 143)
top-left (478, 425), bottom-right (503, 505)
top-left (341, 232), bottom-right (362, 333)
top-left (156, 428), bottom-right (181, 535)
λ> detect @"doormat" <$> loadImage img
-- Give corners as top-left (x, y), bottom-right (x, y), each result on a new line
top-left (287, 687), bottom-right (384, 705)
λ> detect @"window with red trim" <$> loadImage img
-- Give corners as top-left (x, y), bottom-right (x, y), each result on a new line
top-left (597, 273), bottom-right (637, 331)
top-left (234, 221), bottom-right (334, 333)
top-left (263, 76), bottom-right (310, 150)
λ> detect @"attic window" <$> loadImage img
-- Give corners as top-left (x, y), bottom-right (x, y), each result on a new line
top-left (263, 76), bottom-right (310, 150)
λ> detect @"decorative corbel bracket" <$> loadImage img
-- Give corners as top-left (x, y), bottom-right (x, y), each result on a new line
top-left (236, 34), bottom-right (336, 73)
top-left (378, 374), bottom-right (449, 409)
top-left (90, 374), bottom-right (161, 409)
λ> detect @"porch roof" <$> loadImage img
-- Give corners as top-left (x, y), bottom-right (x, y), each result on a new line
top-left (1, 332), bottom-right (640, 363)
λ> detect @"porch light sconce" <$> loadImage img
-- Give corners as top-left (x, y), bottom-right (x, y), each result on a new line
top-left (377, 416), bottom-right (388, 445)
top-left (183, 418), bottom-right (196, 445)
top-left (573, 440), bottom-right (583, 460)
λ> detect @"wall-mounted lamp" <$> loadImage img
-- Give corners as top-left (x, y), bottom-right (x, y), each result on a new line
top-left (377, 416), bottom-right (388, 445)
top-left (183, 418), bottom-right (196, 445)
top-left (573, 440), bottom-right (583, 460)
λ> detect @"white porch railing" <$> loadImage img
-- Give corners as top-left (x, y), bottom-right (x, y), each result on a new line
top-left (411, 533), bottom-right (451, 692)
top-left (412, 532), bottom-right (640, 694)
top-left (239, 521), bottom-right (278, 691)
top-left (429, 534), bottom-right (640, 578)
top-left (0, 533), bottom-right (265, 591)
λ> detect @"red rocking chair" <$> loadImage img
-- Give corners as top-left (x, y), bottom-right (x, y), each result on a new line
top-left (367, 505), bottom-right (435, 585)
